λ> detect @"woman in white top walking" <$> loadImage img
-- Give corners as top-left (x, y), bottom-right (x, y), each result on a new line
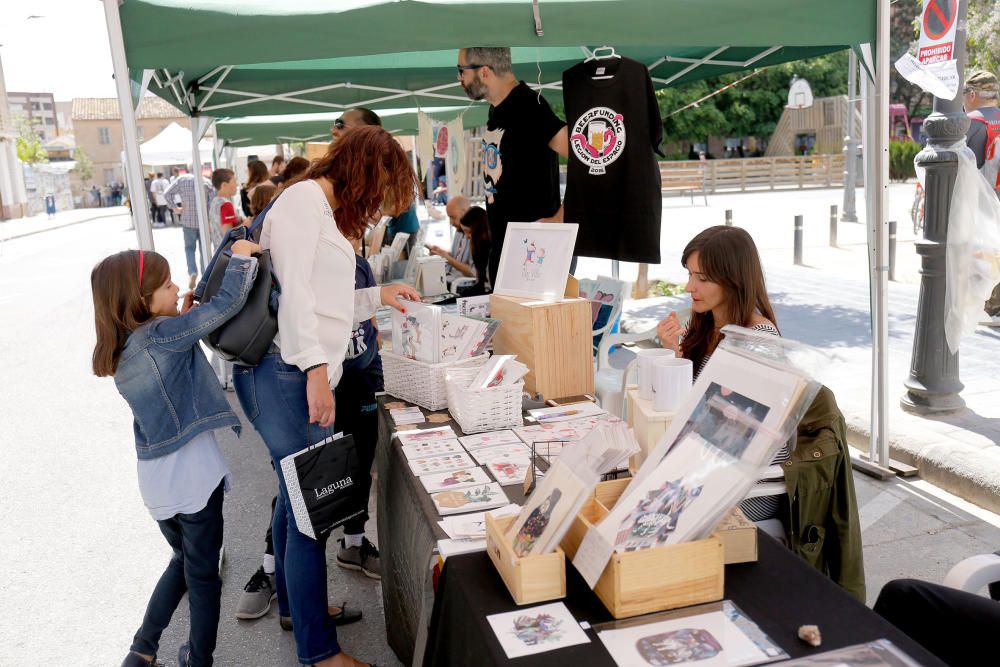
top-left (233, 126), bottom-right (417, 667)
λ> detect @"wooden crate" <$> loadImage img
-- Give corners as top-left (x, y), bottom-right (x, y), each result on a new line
top-left (560, 479), bottom-right (724, 619)
top-left (485, 513), bottom-right (567, 606)
top-left (490, 294), bottom-right (594, 399)
top-left (712, 506), bottom-right (758, 564)
top-left (626, 388), bottom-right (675, 469)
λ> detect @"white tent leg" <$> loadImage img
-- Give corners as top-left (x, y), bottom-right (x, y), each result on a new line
top-left (860, 0), bottom-right (891, 475)
top-left (102, 0), bottom-right (153, 250)
top-left (192, 116), bottom-right (213, 268)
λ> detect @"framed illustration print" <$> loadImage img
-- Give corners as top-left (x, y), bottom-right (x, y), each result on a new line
top-left (493, 222), bottom-right (579, 300)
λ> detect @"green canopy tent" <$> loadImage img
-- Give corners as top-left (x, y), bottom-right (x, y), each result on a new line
top-left (103, 0), bottom-right (892, 475)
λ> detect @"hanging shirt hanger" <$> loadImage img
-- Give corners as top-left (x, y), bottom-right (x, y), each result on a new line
top-left (584, 45), bottom-right (620, 80)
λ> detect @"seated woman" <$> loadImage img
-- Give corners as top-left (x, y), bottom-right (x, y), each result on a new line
top-left (656, 225), bottom-right (786, 522)
top-left (455, 206), bottom-right (491, 297)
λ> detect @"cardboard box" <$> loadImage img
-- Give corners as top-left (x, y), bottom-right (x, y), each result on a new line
top-left (485, 513), bottom-right (567, 606)
top-left (490, 294), bottom-right (594, 399)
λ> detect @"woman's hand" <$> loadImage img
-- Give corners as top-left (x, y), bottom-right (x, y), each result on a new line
top-left (380, 284), bottom-right (421, 312)
top-left (306, 365), bottom-right (335, 427)
top-left (657, 311), bottom-right (686, 355)
top-left (232, 240), bottom-right (262, 257)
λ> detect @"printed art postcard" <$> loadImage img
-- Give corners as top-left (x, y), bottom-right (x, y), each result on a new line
top-left (431, 482), bottom-right (509, 516)
top-left (438, 314), bottom-right (486, 363)
top-left (391, 300), bottom-right (441, 363)
top-left (408, 451), bottom-right (477, 477)
top-left (484, 456), bottom-right (533, 486)
top-left (396, 425), bottom-right (456, 446)
top-left (401, 438), bottom-right (465, 461)
top-left (419, 466), bottom-right (493, 494)
top-left (471, 443), bottom-right (531, 466)
top-left (493, 222), bottom-right (579, 300)
top-left (486, 602), bottom-right (591, 659)
top-left (596, 601), bottom-right (785, 667)
top-left (459, 430), bottom-right (523, 450)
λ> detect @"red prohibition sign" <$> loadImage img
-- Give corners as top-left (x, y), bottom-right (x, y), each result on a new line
top-left (923, 0), bottom-right (957, 41)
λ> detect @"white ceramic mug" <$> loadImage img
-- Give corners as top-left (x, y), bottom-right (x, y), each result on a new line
top-left (636, 348), bottom-right (676, 401)
top-left (651, 357), bottom-right (693, 413)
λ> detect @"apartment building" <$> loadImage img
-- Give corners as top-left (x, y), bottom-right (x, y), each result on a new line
top-left (8, 91), bottom-right (58, 140)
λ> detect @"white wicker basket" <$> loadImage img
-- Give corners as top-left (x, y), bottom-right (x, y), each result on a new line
top-left (382, 351), bottom-right (488, 411)
top-left (446, 365), bottom-right (525, 434)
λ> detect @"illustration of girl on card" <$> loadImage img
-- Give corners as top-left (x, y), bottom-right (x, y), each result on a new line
top-left (513, 489), bottom-right (562, 556)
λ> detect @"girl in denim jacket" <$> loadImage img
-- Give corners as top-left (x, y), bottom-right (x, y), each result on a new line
top-left (91, 242), bottom-right (259, 667)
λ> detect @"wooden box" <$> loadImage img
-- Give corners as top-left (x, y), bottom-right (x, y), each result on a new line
top-left (490, 294), bottom-right (594, 399)
top-left (626, 388), bottom-right (675, 469)
top-left (561, 480), bottom-right (724, 619)
top-left (712, 506), bottom-right (758, 565)
top-left (485, 513), bottom-right (567, 606)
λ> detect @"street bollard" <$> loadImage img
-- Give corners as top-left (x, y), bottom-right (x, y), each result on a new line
top-left (725, 209), bottom-right (733, 226)
top-left (888, 220), bottom-right (897, 282)
top-left (830, 205), bottom-right (838, 247)
top-left (794, 215), bottom-right (804, 265)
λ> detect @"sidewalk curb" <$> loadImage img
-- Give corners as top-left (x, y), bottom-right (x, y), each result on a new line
top-left (0, 209), bottom-right (129, 242)
top-left (844, 416), bottom-right (1000, 515)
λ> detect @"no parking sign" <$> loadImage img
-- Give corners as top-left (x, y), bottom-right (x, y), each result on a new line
top-left (894, 0), bottom-right (961, 99)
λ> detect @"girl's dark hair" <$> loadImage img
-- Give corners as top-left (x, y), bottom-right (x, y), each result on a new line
top-left (281, 156), bottom-right (310, 183)
top-left (91, 250), bottom-right (170, 377)
top-left (291, 125), bottom-right (417, 240)
top-left (250, 183), bottom-right (277, 215)
top-left (459, 206), bottom-right (490, 254)
top-left (245, 159), bottom-right (269, 189)
top-left (679, 226), bottom-right (778, 370)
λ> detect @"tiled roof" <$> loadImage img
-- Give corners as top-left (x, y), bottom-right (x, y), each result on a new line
top-left (71, 96), bottom-right (185, 121)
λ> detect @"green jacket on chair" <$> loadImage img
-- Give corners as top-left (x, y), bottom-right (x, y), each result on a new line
top-left (779, 385), bottom-right (866, 602)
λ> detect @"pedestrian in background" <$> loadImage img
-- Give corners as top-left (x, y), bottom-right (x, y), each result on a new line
top-left (165, 171), bottom-right (216, 288)
top-left (241, 160), bottom-right (270, 217)
top-left (91, 242), bottom-right (260, 667)
top-left (150, 172), bottom-right (169, 227)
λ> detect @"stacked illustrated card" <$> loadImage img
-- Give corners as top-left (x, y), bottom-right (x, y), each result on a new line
top-left (515, 414), bottom-right (620, 447)
top-left (438, 503), bottom-right (521, 540)
top-left (401, 438), bottom-right (464, 460)
top-left (390, 406), bottom-right (425, 425)
top-left (471, 442), bottom-right (531, 466)
top-left (396, 426), bottom-right (456, 445)
top-left (527, 401), bottom-right (607, 424)
top-left (408, 451), bottom-right (477, 477)
top-left (483, 456), bottom-right (534, 486)
top-left (459, 430), bottom-right (522, 451)
top-left (487, 602), bottom-right (590, 659)
top-left (439, 314), bottom-right (497, 363)
top-left (457, 294), bottom-right (491, 318)
top-left (431, 482), bottom-right (509, 516)
top-left (470, 354), bottom-right (529, 389)
top-left (419, 466), bottom-right (493, 493)
top-left (572, 346), bottom-right (808, 587)
top-left (596, 601), bottom-right (786, 667)
top-left (391, 300), bottom-right (440, 363)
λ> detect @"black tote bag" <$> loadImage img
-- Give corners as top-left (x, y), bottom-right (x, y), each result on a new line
top-left (279, 433), bottom-right (365, 539)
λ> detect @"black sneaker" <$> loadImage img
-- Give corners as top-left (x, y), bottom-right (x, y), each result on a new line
top-left (337, 537), bottom-right (381, 580)
top-left (235, 566), bottom-right (277, 620)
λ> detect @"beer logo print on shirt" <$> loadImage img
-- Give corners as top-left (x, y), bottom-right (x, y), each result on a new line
top-left (570, 107), bottom-right (626, 175)
top-left (481, 128), bottom-right (504, 204)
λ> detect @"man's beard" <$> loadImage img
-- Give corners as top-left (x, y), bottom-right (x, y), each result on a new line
top-left (461, 78), bottom-right (487, 101)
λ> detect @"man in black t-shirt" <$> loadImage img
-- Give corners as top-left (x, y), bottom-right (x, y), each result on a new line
top-left (457, 47), bottom-right (568, 284)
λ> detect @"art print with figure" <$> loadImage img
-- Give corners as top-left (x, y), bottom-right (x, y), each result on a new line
top-left (431, 482), bottom-right (508, 515)
top-left (673, 383), bottom-right (770, 461)
top-left (391, 300), bottom-right (440, 363)
top-left (505, 459), bottom-right (598, 556)
top-left (614, 477), bottom-right (704, 552)
top-left (419, 466), bottom-right (492, 493)
top-left (487, 602), bottom-right (591, 658)
top-left (494, 222), bottom-right (579, 299)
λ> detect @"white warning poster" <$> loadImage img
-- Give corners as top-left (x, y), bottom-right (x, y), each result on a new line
top-left (894, 0), bottom-right (961, 100)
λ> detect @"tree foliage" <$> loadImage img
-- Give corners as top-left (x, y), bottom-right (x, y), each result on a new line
top-left (72, 147), bottom-right (94, 184)
top-left (13, 115), bottom-right (48, 166)
top-left (892, 0), bottom-right (931, 117)
top-left (967, 0), bottom-right (999, 74)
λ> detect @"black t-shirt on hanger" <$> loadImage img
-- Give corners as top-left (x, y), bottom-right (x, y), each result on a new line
top-left (563, 56), bottom-right (663, 263)
top-left (482, 82), bottom-right (566, 284)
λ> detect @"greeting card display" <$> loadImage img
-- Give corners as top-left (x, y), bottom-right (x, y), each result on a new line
top-left (471, 443), bottom-right (531, 466)
top-left (459, 430), bottom-right (522, 450)
top-left (391, 300), bottom-right (440, 363)
top-left (396, 425), bottom-right (456, 445)
top-left (431, 482), bottom-right (509, 515)
top-left (505, 459), bottom-right (599, 557)
top-left (408, 451), bottom-right (477, 477)
top-left (596, 601), bottom-right (786, 667)
top-left (484, 457), bottom-right (534, 486)
top-left (493, 222), bottom-right (579, 300)
top-left (486, 602), bottom-right (591, 659)
top-left (401, 438), bottom-right (464, 461)
top-left (419, 466), bottom-right (493, 493)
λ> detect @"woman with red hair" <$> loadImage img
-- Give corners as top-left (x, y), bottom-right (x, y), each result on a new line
top-left (234, 126), bottom-right (416, 667)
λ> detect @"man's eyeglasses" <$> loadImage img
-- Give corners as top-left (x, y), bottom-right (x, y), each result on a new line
top-left (457, 64), bottom-right (484, 74)
top-left (333, 118), bottom-right (346, 130)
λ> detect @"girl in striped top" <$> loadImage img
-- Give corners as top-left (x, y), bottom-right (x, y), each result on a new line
top-left (656, 225), bottom-right (787, 522)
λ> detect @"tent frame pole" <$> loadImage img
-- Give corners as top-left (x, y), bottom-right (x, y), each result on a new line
top-left (102, 0), bottom-right (154, 250)
top-left (191, 116), bottom-right (213, 269)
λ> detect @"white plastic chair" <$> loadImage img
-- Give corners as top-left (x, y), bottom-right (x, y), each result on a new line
top-left (743, 466), bottom-right (788, 544)
top-left (594, 327), bottom-right (658, 418)
top-left (943, 553), bottom-right (1000, 596)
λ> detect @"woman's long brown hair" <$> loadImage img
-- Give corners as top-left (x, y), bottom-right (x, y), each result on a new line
top-left (91, 250), bottom-right (170, 377)
top-left (291, 126), bottom-right (417, 240)
top-left (679, 226), bottom-right (778, 371)
top-left (245, 159), bottom-right (270, 190)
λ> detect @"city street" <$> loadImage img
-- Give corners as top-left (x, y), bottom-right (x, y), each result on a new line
top-left (2, 198), bottom-right (999, 665)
